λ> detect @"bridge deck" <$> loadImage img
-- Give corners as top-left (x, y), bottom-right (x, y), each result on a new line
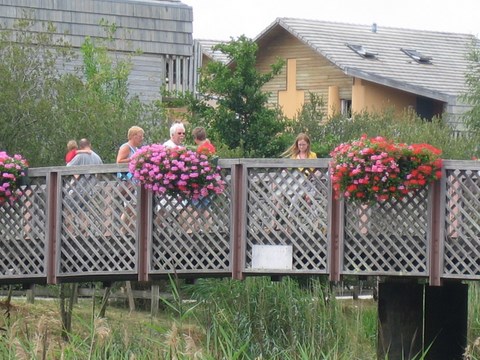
top-left (0, 159), bottom-right (479, 285)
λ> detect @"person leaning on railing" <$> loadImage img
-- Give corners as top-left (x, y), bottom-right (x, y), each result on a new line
top-left (283, 132), bottom-right (322, 211)
top-left (65, 138), bottom-right (103, 234)
top-left (116, 126), bottom-right (144, 234)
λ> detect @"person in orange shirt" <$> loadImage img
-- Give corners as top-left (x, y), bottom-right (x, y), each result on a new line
top-left (192, 127), bottom-right (216, 155)
top-left (188, 127), bottom-right (216, 232)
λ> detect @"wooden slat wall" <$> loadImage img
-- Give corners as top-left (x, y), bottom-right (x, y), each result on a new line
top-left (0, 0), bottom-right (194, 101)
top-left (256, 29), bottom-right (352, 115)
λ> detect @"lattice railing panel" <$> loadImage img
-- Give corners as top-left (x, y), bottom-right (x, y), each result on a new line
top-left (343, 190), bottom-right (428, 275)
top-left (59, 173), bottom-right (136, 274)
top-left (245, 167), bottom-right (329, 272)
top-left (0, 178), bottom-right (47, 277)
top-left (443, 169), bottom-right (480, 277)
top-left (150, 170), bottom-right (231, 273)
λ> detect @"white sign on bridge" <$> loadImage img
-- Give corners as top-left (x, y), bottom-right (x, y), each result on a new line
top-left (252, 245), bottom-right (293, 270)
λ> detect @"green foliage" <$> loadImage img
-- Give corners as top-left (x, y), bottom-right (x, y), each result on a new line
top-left (54, 33), bottom-right (148, 164)
top-left (6, 280), bottom-right (480, 359)
top-left (193, 36), bottom-right (288, 157)
top-left (320, 111), bottom-right (478, 159)
top-left (0, 18), bottom-right (166, 166)
top-left (461, 39), bottom-right (480, 134)
top-left (0, 19), bottom-right (73, 166)
top-left (290, 101), bottom-right (478, 159)
top-left (189, 277), bottom-right (376, 359)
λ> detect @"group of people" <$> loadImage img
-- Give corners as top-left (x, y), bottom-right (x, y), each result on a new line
top-left (65, 124), bottom-right (316, 168)
top-left (64, 123), bottom-right (217, 234)
top-left (160, 122), bottom-right (216, 155)
top-left (65, 123), bottom-right (216, 167)
top-left (64, 123), bottom-right (316, 236)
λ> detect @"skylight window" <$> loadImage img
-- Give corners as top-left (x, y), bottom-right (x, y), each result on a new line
top-left (401, 48), bottom-right (432, 64)
top-left (346, 44), bottom-right (377, 59)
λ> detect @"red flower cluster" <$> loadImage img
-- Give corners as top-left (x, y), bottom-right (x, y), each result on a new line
top-left (329, 135), bottom-right (442, 204)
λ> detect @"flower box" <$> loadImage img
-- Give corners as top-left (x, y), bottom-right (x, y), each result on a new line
top-left (128, 144), bottom-right (225, 200)
top-left (329, 135), bottom-right (442, 204)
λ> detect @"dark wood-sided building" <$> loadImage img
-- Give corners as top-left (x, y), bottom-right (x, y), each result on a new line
top-left (0, 0), bottom-right (194, 101)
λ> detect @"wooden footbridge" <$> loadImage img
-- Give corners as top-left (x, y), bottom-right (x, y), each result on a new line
top-left (1, 158), bottom-right (479, 359)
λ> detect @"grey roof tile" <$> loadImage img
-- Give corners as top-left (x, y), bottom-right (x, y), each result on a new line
top-left (196, 39), bottom-right (231, 64)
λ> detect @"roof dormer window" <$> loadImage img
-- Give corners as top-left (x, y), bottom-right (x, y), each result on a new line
top-left (401, 48), bottom-right (432, 64)
top-left (346, 44), bottom-right (377, 59)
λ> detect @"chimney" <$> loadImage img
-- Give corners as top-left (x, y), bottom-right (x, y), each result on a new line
top-left (372, 23), bottom-right (377, 33)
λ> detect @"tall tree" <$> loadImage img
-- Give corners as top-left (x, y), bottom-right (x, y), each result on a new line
top-left (54, 30), bottom-right (146, 164)
top-left (461, 39), bottom-right (480, 134)
top-left (0, 18), bottom-right (164, 166)
top-left (197, 36), bottom-right (288, 157)
top-left (0, 19), bottom-right (73, 165)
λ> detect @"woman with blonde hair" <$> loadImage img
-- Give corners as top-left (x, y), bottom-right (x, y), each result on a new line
top-left (282, 133), bottom-right (317, 160)
top-left (281, 133), bottom-right (318, 214)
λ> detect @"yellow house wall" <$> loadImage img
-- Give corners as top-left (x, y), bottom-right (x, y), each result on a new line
top-left (256, 29), bottom-right (352, 119)
top-left (255, 28), bottom-right (440, 120)
top-left (352, 78), bottom-right (416, 115)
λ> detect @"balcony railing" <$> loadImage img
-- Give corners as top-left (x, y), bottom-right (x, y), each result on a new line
top-left (0, 159), bottom-right (479, 286)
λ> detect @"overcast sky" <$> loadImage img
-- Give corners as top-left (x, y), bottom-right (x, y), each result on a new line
top-left (182, 0), bottom-right (480, 40)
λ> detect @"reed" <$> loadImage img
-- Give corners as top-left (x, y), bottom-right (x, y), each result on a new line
top-left (2, 278), bottom-right (480, 359)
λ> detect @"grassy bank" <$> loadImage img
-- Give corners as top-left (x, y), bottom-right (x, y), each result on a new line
top-left (1, 278), bottom-right (480, 359)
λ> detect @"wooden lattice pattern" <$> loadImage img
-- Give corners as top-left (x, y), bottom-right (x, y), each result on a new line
top-left (343, 191), bottom-right (429, 275)
top-left (245, 167), bottom-right (329, 272)
top-left (150, 171), bottom-right (231, 274)
top-left (443, 169), bottom-right (480, 277)
top-left (0, 178), bottom-right (47, 277)
top-left (59, 173), bottom-right (136, 275)
top-left (3, 160), bottom-right (480, 284)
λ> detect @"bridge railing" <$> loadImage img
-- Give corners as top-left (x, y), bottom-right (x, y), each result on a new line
top-left (0, 159), bottom-right (479, 285)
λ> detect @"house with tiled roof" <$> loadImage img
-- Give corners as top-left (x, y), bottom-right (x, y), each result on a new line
top-left (253, 18), bottom-right (477, 131)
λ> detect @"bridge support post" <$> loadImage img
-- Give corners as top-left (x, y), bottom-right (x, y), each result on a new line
top-left (377, 281), bottom-right (423, 360)
top-left (25, 283), bottom-right (35, 304)
top-left (377, 281), bottom-right (468, 360)
top-left (424, 282), bottom-right (467, 360)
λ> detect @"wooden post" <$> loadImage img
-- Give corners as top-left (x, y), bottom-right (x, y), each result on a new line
top-left (25, 283), bottom-right (35, 304)
top-left (231, 163), bottom-right (246, 280)
top-left (377, 281), bottom-right (424, 360)
top-left (125, 281), bottom-right (135, 312)
top-left (424, 282), bottom-right (468, 360)
top-left (151, 284), bottom-right (160, 317)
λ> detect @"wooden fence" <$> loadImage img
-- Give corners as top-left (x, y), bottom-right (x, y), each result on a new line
top-left (0, 159), bottom-right (479, 286)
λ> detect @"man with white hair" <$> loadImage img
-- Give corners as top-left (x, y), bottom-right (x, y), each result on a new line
top-left (163, 122), bottom-right (186, 149)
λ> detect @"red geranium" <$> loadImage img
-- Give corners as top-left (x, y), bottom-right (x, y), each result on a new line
top-left (329, 135), bottom-right (443, 204)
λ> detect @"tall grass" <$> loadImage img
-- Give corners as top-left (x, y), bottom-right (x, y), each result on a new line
top-left (187, 277), bottom-right (377, 359)
top-left (3, 278), bottom-right (480, 359)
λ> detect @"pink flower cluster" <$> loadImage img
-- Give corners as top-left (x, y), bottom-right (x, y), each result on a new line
top-left (329, 135), bottom-right (443, 204)
top-left (128, 144), bottom-right (225, 200)
top-left (0, 151), bottom-right (28, 205)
